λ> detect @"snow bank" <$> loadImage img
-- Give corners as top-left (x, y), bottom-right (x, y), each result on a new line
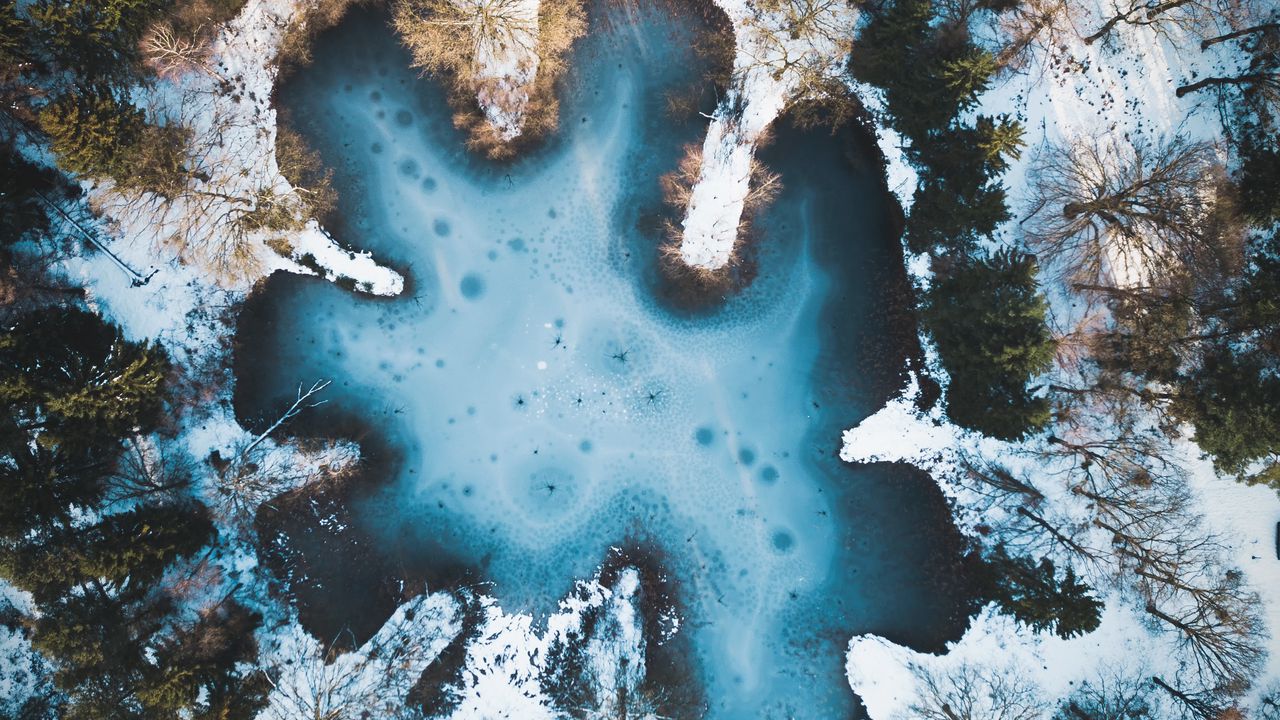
top-left (471, 0), bottom-right (543, 140)
top-left (848, 82), bottom-right (916, 211)
top-left (445, 567), bottom-right (649, 717)
top-left (209, 0), bottom-right (404, 294)
top-left (260, 592), bottom-right (462, 719)
top-left (677, 0), bottom-right (857, 270)
top-left (843, 374), bottom-right (1280, 715)
top-left (848, 600), bottom-right (1161, 718)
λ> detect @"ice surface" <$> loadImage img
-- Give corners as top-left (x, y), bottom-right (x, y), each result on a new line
top-left (237, 6), bottom-right (973, 716)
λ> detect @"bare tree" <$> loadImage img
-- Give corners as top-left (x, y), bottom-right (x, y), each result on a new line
top-left (1026, 384), bottom-right (1266, 697)
top-left (1151, 676), bottom-right (1234, 720)
top-left (992, 0), bottom-right (1079, 70)
top-left (659, 141), bottom-right (781, 276)
top-left (394, 0), bottom-right (538, 81)
top-left (1200, 19), bottom-right (1279, 50)
top-left (957, 454), bottom-right (1047, 504)
top-left (93, 86), bottom-right (336, 286)
top-left (1083, 0), bottom-right (1229, 46)
top-left (1176, 21), bottom-right (1279, 107)
top-left (242, 380), bottom-right (330, 459)
top-left (141, 23), bottom-right (218, 80)
top-left (105, 435), bottom-right (195, 503)
top-left (1144, 573), bottom-right (1264, 695)
top-left (1023, 135), bottom-right (1222, 288)
top-left (208, 381), bottom-right (353, 527)
top-left (261, 593), bottom-right (460, 720)
top-left (1054, 664), bottom-right (1164, 720)
top-left (742, 0), bottom-right (853, 100)
top-left (907, 661), bottom-right (1047, 720)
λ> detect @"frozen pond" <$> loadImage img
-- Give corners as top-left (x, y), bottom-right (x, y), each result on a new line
top-left (237, 4), bottom-right (974, 717)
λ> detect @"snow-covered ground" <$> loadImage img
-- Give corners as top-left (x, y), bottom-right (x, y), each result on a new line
top-left (841, 1), bottom-right (1280, 714)
top-left (76, 0), bottom-right (404, 300)
top-left (677, 0), bottom-right (856, 270)
top-left (471, 0), bottom-right (543, 139)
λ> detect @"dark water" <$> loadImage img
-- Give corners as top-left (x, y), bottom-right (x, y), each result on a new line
top-left (238, 4), bottom-right (975, 717)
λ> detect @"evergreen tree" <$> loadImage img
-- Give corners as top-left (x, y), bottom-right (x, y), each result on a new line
top-left (0, 141), bottom-right (56, 252)
top-left (1175, 345), bottom-right (1280, 488)
top-left (0, 0), bottom-right (31, 69)
top-left (31, 590), bottom-right (161, 718)
top-left (906, 170), bottom-right (1011, 255)
top-left (848, 0), bottom-right (931, 91)
top-left (28, 0), bottom-right (164, 80)
top-left (982, 545), bottom-right (1104, 639)
top-left (941, 46), bottom-right (998, 112)
top-left (853, 0), bottom-right (1018, 259)
top-left (82, 503), bottom-right (215, 593)
top-left (1237, 133), bottom-right (1280, 226)
top-left (2, 503), bottom-right (213, 597)
top-left (0, 419), bottom-right (115, 538)
top-left (924, 249), bottom-right (1056, 440)
top-left (913, 115), bottom-right (1025, 180)
top-left (0, 306), bottom-right (170, 446)
top-left (851, 0), bottom-right (973, 141)
top-left (139, 600), bottom-right (268, 719)
top-left (38, 89), bottom-right (147, 181)
top-left (905, 116), bottom-right (1024, 254)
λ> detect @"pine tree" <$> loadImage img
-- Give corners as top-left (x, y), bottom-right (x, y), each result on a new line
top-left (982, 545), bottom-right (1103, 639)
top-left (1237, 133), bottom-right (1280, 226)
top-left (913, 116), bottom-right (1025, 186)
top-left (0, 141), bottom-right (56, 251)
top-left (848, 0), bottom-right (932, 90)
top-left (906, 167), bottom-right (1011, 254)
top-left (38, 89), bottom-right (147, 181)
top-left (28, 0), bottom-right (164, 80)
top-left (974, 114), bottom-right (1025, 174)
top-left (0, 419), bottom-right (114, 537)
top-left (0, 306), bottom-right (251, 719)
top-left (139, 600), bottom-right (268, 719)
top-left (1175, 345), bottom-right (1280, 488)
top-left (32, 590), bottom-right (161, 720)
top-left (0, 306), bottom-right (170, 444)
top-left (924, 249), bottom-right (1056, 440)
top-left (81, 503), bottom-right (215, 593)
top-left (942, 46), bottom-right (998, 112)
top-left (0, 0), bottom-right (30, 69)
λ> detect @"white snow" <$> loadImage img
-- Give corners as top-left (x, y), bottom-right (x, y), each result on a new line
top-left (260, 593), bottom-right (462, 720)
top-left (444, 568), bottom-right (649, 717)
top-left (847, 600), bottom-right (1160, 718)
top-left (0, 623), bottom-right (48, 718)
top-left (677, 0), bottom-right (857, 270)
top-left (0, 582), bottom-right (49, 719)
top-left (848, 82), bottom-right (916, 211)
top-left (844, 378), bottom-right (1280, 714)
